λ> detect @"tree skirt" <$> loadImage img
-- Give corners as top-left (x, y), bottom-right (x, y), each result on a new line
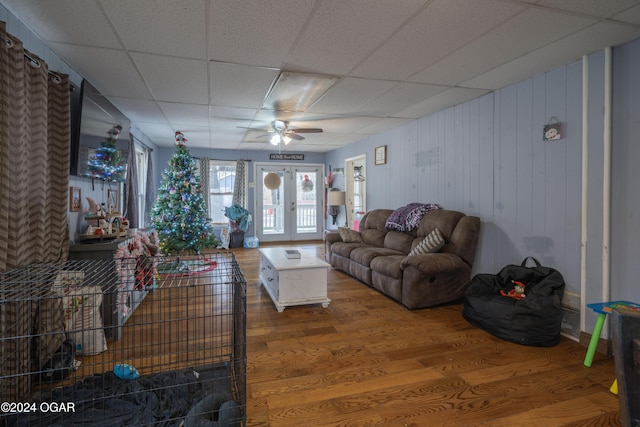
top-left (156, 258), bottom-right (218, 277)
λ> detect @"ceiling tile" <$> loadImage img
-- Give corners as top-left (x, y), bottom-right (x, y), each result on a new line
top-left (308, 77), bottom-right (398, 115)
top-left (410, 8), bottom-right (596, 86)
top-left (207, 0), bottom-right (316, 67)
top-left (158, 103), bottom-right (210, 126)
top-left (135, 123), bottom-right (177, 145)
top-left (297, 114), bottom-right (381, 133)
top-left (209, 62), bottom-right (279, 109)
top-left (209, 105), bottom-right (257, 121)
top-left (109, 97), bottom-right (166, 124)
top-left (103, 0), bottom-right (208, 59)
top-left (350, 0), bottom-right (525, 80)
top-left (286, 0), bottom-right (427, 75)
top-left (132, 53), bottom-right (209, 104)
top-left (395, 87), bottom-right (490, 118)
top-left (536, 0), bottom-right (640, 18)
top-left (356, 83), bottom-right (447, 117)
top-left (611, 5), bottom-right (640, 25)
top-left (463, 21), bottom-right (640, 90)
top-left (2, 0), bottom-right (121, 48)
top-left (48, 42), bottom-right (152, 98)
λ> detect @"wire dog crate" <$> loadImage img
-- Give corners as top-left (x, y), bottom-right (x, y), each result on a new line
top-left (0, 252), bottom-right (246, 426)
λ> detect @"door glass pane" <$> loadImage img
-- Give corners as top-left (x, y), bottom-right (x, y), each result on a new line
top-left (262, 171), bottom-right (284, 235)
top-left (296, 171), bottom-right (317, 233)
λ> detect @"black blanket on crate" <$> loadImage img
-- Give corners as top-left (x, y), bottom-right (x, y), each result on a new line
top-left (7, 365), bottom-right (241, 427)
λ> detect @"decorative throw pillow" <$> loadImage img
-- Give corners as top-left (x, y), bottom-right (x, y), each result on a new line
top-left (338, 227), bottom-right (363, 243)
top-left (409, 228), bottom-right (444, 256)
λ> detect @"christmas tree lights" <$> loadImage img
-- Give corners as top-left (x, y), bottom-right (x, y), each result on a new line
top-left (151, 131), bottom-right (219, 254)
top-left (84, 125), bottom-right (127, 182)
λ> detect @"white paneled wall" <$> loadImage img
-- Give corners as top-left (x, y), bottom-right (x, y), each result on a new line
top-left (325, 41), bottom-right (640, 334)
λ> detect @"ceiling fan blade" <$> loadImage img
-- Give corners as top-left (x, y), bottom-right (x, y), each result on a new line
top-left (290, 128), bottom-right (323, 133)
top-left (287, 132), bottom-right (305, 141)
top-left (237, 126), bottom-right (270, 131)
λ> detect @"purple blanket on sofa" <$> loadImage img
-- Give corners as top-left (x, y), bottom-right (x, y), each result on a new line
top-left (385, 203), bottom-right (441, 232)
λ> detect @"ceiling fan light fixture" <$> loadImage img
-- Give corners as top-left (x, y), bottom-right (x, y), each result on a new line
top-left (263, 71), bottom-right (340, 112)
top-left (270, 134), bottom-right (281, 145)
top-left (282, 135), bottom-right (292, 145)
top-left (273, 120), bottom-right (287, 131)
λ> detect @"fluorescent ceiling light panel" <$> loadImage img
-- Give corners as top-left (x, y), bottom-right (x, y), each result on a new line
top-left (263, 72), bottom-right (340, 112)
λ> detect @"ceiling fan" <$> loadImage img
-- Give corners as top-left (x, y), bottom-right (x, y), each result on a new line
top-left (241, 120), bottom-right (323, 145)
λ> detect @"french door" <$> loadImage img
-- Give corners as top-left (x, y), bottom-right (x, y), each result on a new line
top-left (255, 164), bottom-right (324, 242)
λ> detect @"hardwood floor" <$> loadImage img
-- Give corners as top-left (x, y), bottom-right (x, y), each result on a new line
top-left (233, 242), bottom-right (621, 426)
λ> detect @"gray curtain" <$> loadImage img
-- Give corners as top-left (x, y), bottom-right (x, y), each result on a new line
top-left (124, 133), bottom-right (139, 228)
top-left (0, 22), bottom-right (70, 271)
top-left (144, 148), bottom-right (155, 227)
top-left (232, 160), bottom-right (246, 207)
top-left (199, 157), bottom-right (210, 219)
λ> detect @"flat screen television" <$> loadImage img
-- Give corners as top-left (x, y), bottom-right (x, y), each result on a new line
top-left (70, 79), bottom-right (130, 181)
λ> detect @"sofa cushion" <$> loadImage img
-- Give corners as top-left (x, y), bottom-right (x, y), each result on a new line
top-left (338, 227), bottom-right (362, 243)
top-left (370, 255), bottom-right (404, 280)
top-left (360, 228), bottom-right (386, 247)
top-left (383, 230), bottom-right (415, 253)
top-left (331, 241), bottom-right (367, 258)
top-left (409, 228), bottom-right (444, 256)
top-left (350, 247), bottom-right (405, 267)
top-left (416, 209), bottom-right (463, 241)
top-left (361, 209), bottom-right (393, 231)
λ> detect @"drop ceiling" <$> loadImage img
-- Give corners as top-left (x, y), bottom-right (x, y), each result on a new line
top-left (3, 0), bottom-right (640, 151)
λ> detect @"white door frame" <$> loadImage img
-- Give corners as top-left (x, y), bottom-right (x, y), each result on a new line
top-left (345, 155), bottom-right (366, 229)
top-left (254, 162), bottom-right (325, 242)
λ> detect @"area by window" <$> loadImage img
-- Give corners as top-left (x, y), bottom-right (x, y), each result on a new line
top-left (207, 161), bottom-right (243, 224)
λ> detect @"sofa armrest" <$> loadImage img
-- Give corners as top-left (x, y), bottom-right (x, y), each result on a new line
top-left (401, 252), bottom-right (467, 273)
top-left (324, 231), bottom-right (342, 244)
top-left (400, 252), bottom-right (473, 309)
top-left (324, 231), bottom-right (342, 265)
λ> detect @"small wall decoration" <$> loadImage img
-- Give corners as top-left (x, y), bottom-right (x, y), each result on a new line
top-left (264, 172), bottom-right (281, 190)
top-left (375, 145), bottom-right (387, 165)
top-left (301, 174), bottom-right (314, 192)
top-left (107, 189), bottom-right (119, 213)
top-left (70, 187), bottom-right (81, 212)
top-left (543, 117), bottom-right (562, 141)
top-left (269, 153), bottom-right (304, 160)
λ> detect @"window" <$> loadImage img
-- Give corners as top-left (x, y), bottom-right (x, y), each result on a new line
top-left (207, 161), bottom-right (242, 224)
top-left (135, 145), bottom-right (148, 227)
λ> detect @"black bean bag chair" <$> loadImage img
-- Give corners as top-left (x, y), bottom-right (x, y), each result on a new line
top-left (463, 257), bottom-right (565, 347)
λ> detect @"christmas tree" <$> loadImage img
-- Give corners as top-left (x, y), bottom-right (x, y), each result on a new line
top-left (84, 125), bottom-right (127, 182)
top-left (151, 131), bottom-right (219, 254)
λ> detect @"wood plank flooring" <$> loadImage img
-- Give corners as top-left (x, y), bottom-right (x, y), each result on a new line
top-left (234, 242), bottom-right (620, 426)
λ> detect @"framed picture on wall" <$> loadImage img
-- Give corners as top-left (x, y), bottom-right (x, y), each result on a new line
top-left (375, 145), bottom-right (387, 165)
top-left (70, 187), bottom-right (81, 212)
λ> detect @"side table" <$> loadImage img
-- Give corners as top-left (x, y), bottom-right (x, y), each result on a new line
top-left (584, 301), bottom-right (640, 367)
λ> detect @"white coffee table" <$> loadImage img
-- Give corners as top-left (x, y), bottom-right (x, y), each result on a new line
top-left (258, 247), bottom-right (331, 312)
